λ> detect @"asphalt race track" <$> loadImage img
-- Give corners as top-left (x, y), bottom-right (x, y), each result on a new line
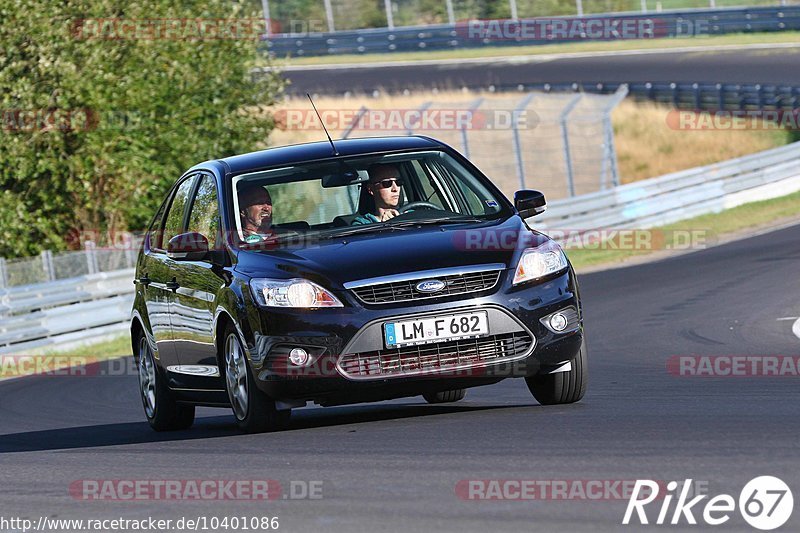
top-left (280, 46), bottom-right (800, 95)
top-left (0, 223), bottom-right (798, 532)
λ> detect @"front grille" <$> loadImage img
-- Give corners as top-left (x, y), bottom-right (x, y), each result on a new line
top-left (337, 331), bottom-right (533, 379)
top-left (351, 270), bottom-right (502, 304)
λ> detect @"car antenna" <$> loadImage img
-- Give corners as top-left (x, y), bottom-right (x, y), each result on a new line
top-left (307, 93), bottom-right (339, 156)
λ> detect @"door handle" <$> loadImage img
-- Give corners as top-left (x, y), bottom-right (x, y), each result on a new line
top-left (134, 275), bottom-right (151, 286)
top-left (166, 279), bottom-right (180, 291)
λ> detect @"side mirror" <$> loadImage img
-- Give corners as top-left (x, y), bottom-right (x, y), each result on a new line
top-left (514, 189), bottom-right (546, 218)
top-left (167, 232), bottom-right (209, 261)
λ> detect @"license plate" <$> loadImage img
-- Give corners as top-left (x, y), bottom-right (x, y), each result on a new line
top-left (384, 311), bottom-right (489, 349)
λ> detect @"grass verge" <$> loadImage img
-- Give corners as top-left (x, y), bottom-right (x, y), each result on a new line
top-left (0, 335), bottom-right (132, 380)
top-left (44, 335), bottom-right (133, 358)
top-left (567, 189), bottom-right (800, 270)
top-left (272, 31), bottom-right (800, 67)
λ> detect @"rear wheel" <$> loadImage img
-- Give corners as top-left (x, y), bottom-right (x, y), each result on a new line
top-left (525, 340), bottom-right (587, 405)
top-left (423, 389), bottom-right (467, 404)
top-left (223, 324), bottom-right (290, 433)
top-left (136, 333), bottom-right (195, 431)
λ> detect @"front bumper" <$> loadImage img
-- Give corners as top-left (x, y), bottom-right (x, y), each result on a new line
top-left (243, 268), bottom-right (583, 404)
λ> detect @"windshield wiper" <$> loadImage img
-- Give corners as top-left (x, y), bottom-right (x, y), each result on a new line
top-left (385, 216), bottom-right (485, 227)
top-left (317, 223), bottom-right (409, 240)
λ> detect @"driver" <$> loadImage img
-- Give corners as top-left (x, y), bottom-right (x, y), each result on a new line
top-left (238, 183), bottom-right (273, 243)
top-left (352, 164), bottom-right (404, 225)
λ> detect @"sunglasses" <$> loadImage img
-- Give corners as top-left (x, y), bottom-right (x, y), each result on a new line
top-left (371, 178), bottom-right (404, 189)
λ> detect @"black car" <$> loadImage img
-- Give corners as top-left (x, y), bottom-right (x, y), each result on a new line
top-left (131, 135), bottom-right (586, 433)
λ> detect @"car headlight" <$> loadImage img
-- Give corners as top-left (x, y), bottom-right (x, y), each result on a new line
top-left (512, 240), bottom-right (569, 285)
top-left (249, 278), bottom-right (343, 308)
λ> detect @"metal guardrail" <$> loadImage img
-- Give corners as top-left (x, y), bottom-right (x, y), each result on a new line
top-left (0, 269), bottom-right (134, 355)
top-left (2, 141), bottom-right (799, 354)
top-left (480, 82), bottom-right (800, 112)
top-left (529, 140), bottom-right (800, 233)
top-left (263, 6), bottom-right (800, 57)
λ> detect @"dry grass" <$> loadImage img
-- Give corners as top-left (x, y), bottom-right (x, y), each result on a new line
top-left (268, 90), bottom-right (481, 146)
top-left (612, 100), bottom-right (790, 183)
top-left (267, 91), bottom-right (792, 188)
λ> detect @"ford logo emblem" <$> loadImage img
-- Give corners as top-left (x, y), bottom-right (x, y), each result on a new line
top-left (415, 279), bottom-right (446, 293)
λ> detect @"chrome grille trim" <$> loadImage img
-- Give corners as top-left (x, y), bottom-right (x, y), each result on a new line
top-left (345, 264), bottom-right (505, 304)
top-left (337, 331), bottom-right (535, 380)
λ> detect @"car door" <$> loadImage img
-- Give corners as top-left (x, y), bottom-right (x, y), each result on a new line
top-left (144, 174), bottom-right (197, 369)
top-left (169, 173), bottom-right (225, 375)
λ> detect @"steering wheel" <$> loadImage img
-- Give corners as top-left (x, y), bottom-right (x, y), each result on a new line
top-left (399, 201), bottom-right (439, 214)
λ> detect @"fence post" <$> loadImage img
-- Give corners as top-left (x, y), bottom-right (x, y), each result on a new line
top-left (445, 0), bottom-right (455, 25)
top-left (461, 98), bottom-right (484, 160)
top-left (260, 0), bottom-right (271, 37)
top-left (600, 85), bottom-right (628, 189)
top-left (384, 0), bottom-right (394, 29)
top-left (406, 101), bottom-right (432, 135)
top-left (576, 0), bottom-right (584, 17)
top-left (324, 0), bottom-right (336, 32)
top-left (509, 0), bottom-right (518, 20)
top-left (0, 257), bottom-right (7, 289)
top-left (342, 106), bottom-right (369, 139)
top-left (559, 93), bottom-right (582, 197)
top-left (85, 241), bottom-right (99, 274)
top-left (123, 233), bottom-right (136, 269)
top-left (640, 0), bottom-right (647, 13)
top-left (512, 93), bottom-right (536, 190)
top-left (41, 250), bottom-right (55, 282)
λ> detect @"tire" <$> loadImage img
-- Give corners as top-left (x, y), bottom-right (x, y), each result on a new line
top-left (135, 332), bottom-right (195, 431)
top-left (525, 339), bottom-right (587, 405)
top-left (222, 324), bottom-right (291, 433)
top-left (423, 389), bottom-right (467, 404)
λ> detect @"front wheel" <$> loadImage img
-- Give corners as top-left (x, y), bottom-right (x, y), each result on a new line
top-left (525, 339), bottom-right (587, 405)
top-left (222, 324), bottom-right (290, 433)
top-left (136, 333), bottom-right (195, 431)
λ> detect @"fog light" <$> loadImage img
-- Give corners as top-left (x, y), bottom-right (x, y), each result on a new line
top-left (549, 313), bottom-right (568, 332)
top-left (288, 348), bottom-right (309, 366)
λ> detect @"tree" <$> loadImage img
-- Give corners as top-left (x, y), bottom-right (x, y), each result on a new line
top-left (0, 0), bottom-right (284, 257)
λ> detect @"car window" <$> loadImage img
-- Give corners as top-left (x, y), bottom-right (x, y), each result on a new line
top-left (410, 160), bottom-right (443, 207)
top-left (161, 176), bottom-right (196, 249)
top-left (146, 199), bottom-right (169, 251)
top-left (231, 150), bottom-right (506, 242)
top-left (187, 175), bottom-right (219, 248)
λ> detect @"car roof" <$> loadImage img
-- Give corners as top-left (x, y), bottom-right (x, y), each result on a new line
top-left (213, 136), bottom-right (445, 175)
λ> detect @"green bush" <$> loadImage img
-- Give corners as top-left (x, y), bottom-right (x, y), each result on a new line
top-left (0, 0), bottom-right (284, 258)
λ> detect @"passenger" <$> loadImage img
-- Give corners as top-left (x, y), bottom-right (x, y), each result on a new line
top-left (238, 183), bottom-right (273, 242)
top-left (352, 164), bottom-right (404, 225)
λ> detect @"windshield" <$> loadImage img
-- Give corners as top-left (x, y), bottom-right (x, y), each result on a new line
top-left (231, 150), bottom-right (507, 246)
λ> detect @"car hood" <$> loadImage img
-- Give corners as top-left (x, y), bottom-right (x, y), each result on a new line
top-left (234, 215), bottom-right (550, 287)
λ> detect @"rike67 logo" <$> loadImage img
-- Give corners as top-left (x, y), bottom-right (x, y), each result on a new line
top-left (623, 477), bottom-right (793, 530)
